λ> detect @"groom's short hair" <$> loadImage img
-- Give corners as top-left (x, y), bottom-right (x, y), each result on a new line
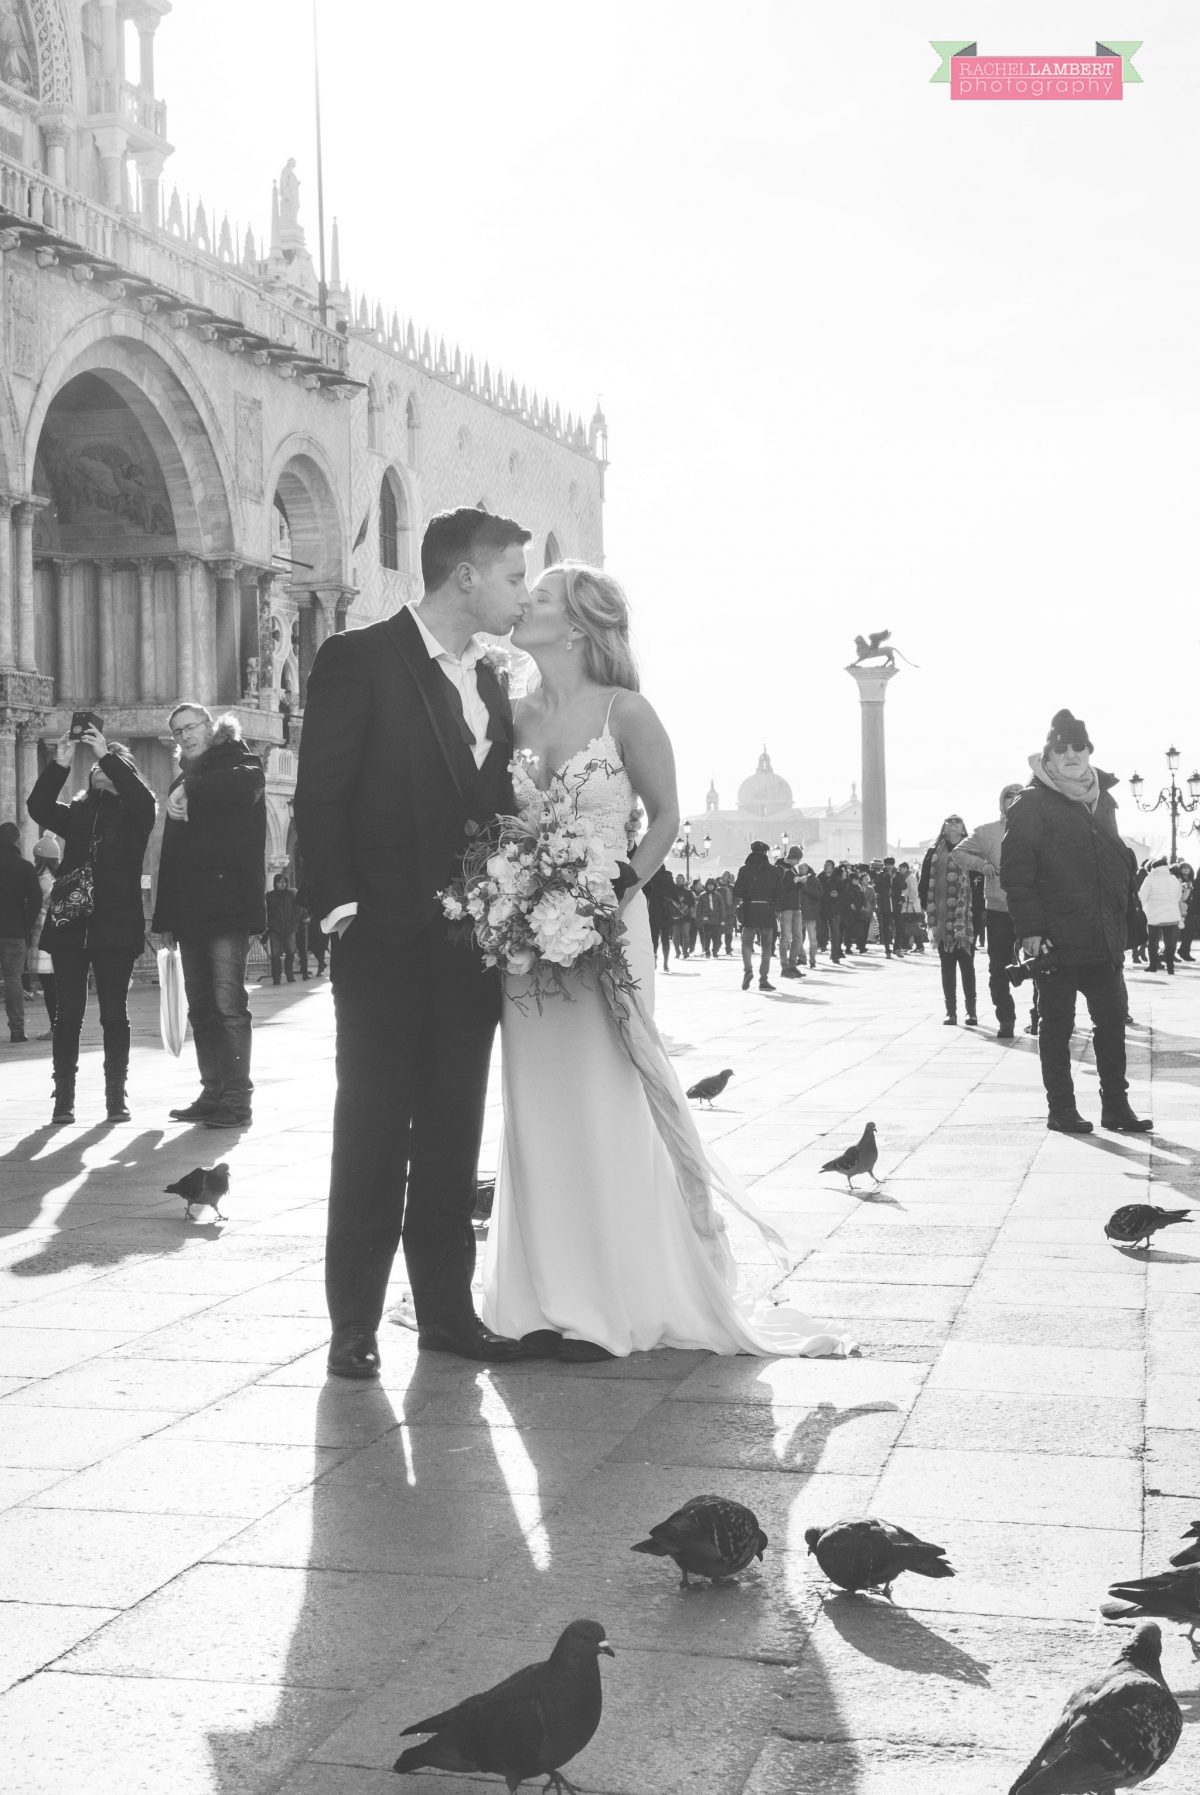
top-left (421, 507), bottom-right (531, 591)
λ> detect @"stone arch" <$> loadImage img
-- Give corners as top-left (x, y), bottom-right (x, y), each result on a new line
top-left (264, 435), bottom-right (346, 584)
top-left (23, 312), bottom-right (239, 553)
top-left (378, 464), bottom-right (411, 573)
top-left (6, 0), bottom-right (74, 107)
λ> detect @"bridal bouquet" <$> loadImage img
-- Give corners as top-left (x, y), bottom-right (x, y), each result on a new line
top-left (440, 756), bottom-right (638, 1012)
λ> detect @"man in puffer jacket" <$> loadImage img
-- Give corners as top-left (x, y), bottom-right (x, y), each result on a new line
top-left (1137, 858), bottom-right (1183, 974)
top-left (1001, 708), bottom-right (1147, 1137)
top-left (152, 706), bottom-right (266, 1129)
top-left (952, 782), bottom-right (1025, 1038)
top-left (734, 841), bottom-right (781, 992)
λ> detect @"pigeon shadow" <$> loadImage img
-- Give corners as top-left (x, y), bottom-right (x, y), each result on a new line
top-left (821, 1591), bottom-right (992, 1685)
top-left (1114, 1246), bottom-right (1200, 1265)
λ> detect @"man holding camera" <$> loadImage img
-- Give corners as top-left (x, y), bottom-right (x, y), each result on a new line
top-left (1000, 709), bottom-right (1150, 1135)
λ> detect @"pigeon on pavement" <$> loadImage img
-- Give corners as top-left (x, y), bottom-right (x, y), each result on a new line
top-left (1101, 1566), bottom-right (1200, 1652)
top-left (164, 1162), bottom-right (230, 1220)
top-left (804, 1517), bottom-right (954, 1600)
top-left (632, 1495), bottom-right (767, 1589)
top-left (1169, 1522), bottom-right (1200, 1569)
top-left (820, 1122), bottom-right (880, 1190)
top-left (686, 1069), bottom-right (734, 1107)
top-left (393, 1618), bottom-right (613, 1793)
top-left (1103, 1204), bottom-right (1191, 1251)
top-left (1007, 1622), bottom-right (1181, 1794)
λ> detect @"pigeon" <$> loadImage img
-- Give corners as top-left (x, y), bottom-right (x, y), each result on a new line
top-left (804, 1517), bottom-right (954, 1600)
top-left (1169, 1522), bottom-right (1200, 1569)
top-left (819, 1122), bottom-right (879, 1189)
top-left (393, 1618), bottom-right (613, 1793)
top-left (1104, 1203), bottom-right (1191, 1252)
top-left (631, 1495), bottom-right (767, 1589)
top-left (1007, 1622), bottom-right (1181, 1794)
top-left (164, 1162), bottom-right (230, 1220)
top-left (1101, 1566), bottom-right (1200, 1652)
top-left (686, 1069), bottom-right (734, 1107)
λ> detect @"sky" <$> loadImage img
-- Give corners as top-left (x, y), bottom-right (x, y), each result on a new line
top-left (157, 1), bottom-right (1199, 856)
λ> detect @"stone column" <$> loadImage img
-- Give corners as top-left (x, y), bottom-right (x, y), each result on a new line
top-left (175, 557), bottom-right (197, 698)
top-left (846, 662), bottom-right (900, 859)
top-left (190, 559), bottom-right (213, 704)
top-left (214, 561), bottom-right (241, 705)
top-left (42, 122), bottom-right (69, 188)
top-left (97, 561), bottom-right (117, 702)
top-left (99, 0), bottom-right (120, 76)
top-left (13, 503), bottom-right (38, 673)
top-left (49, 557), bottom-right (73, 698)
top-left (15, 724), bottom-right (41, 850)
top-left (137, 561), bottom-right (156, 701)
top-left (137, 16), bottom-right (159, 92)
top-left (0, 719), bottom-right (15, 823)
top-left (0, 498), bottom-right (13, 669)
top-left (133, 148), bottom-right (165, 232)
top-left (94, 127), bottom-right (128, 212)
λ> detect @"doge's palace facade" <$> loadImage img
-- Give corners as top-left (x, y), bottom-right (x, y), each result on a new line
top-left (0, 0), bottom-right (606, 888)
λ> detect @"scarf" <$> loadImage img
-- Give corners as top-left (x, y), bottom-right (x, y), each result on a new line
top-left (1030, 751), bottom-right (1100, 811)
top-left (929, 838), bottom-right (973, 952)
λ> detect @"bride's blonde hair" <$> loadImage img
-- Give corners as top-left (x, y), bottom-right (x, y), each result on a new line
top-left (550, 561), bottom-right (640, 692)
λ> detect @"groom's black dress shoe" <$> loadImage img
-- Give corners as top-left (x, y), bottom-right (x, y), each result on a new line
top-left (521, 1329), bottom-right (615, 1363)
top-left (417, 1321), bottom-right (527, 1362)
top-left (327, 1328), bottom-right (381, 1380)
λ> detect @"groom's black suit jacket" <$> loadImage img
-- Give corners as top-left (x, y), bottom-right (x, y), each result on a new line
top-left (294, 607), bottom-right (514, 947)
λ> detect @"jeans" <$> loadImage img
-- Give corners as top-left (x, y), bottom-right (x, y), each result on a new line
top-left (701, 924), bottom-right (722, 957)
top-left (1148, 924), bottom-right (1178, 971)
top-left (741, 924), bottom-right (775, 981)
top-left (826, 916), bottom-right (843, 961)
top-left (722, 918), bottom-right (735, 954)
top-left (179, 932), bottom-right (254, 1112)
top-left (984, 911), bottom-right (1017, 1029)
top-left (297, 917), bottom-right (326, 975)
top-left (0, 937), bottom-right (27, 1036)
top-left (49, 947), bottom-right (137, 1091)
top-left (939, 945), bottom-right (977, 1018)
top-left (39, 974), bottom-right (57, 1028)
top-left (269, 929), bottom-right (297, 983)
top-left (778, 909), bottom-right (801, 969)
top-left (800, 917), bottom-right (819, 965)
top-left (1036, 959), bottom-right (1127, 1114)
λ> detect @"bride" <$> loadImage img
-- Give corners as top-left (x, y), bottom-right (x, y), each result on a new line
top-left (481, 563), bottom-right (852, 1361)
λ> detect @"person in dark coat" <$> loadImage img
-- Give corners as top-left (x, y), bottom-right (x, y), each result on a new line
top-left (643, 863), bottom-right (677, 971)
top-left (151, 706), bottom-right (266, 1130)
top-left (27, 725), bottom-right (156, 1121)
top-left (796, 862), bottom-right (821, 967)
top-left (294, 506), bottom-right (532, 1378)
top-left (818, 861), bottom-right (847, 962)
top-left (1001, 708), bottom-right (1147, 1135)
top-left (0, 820), bottom-right (42, 1044)
top-left (734, 840), bottom-right (780, 991)
top-left (264, 875), bottom-right (307, 984)
top-left (776, 846), bottom-right (805, 976)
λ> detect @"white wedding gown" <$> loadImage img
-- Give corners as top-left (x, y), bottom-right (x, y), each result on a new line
top-left (481, 733), bottom-right (852, 1357)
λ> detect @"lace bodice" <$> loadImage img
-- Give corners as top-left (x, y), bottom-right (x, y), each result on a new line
top-left (512, 731), bottom-right (636, 855)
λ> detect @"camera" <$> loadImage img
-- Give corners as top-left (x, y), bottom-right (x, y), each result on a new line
top-left (69, 710), bottom-right (104, 741)
top-left (1007, 946), bottom-right (1060, 986)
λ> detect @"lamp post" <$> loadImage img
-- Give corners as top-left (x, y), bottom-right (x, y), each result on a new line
top-left (672, 819), bottom-right (711, 881)
top-left (1129, 747), bottom-right (1200, 861)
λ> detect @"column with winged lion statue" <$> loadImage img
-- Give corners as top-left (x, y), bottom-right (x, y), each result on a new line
top-left (846, 631), bottom-right (916, 858)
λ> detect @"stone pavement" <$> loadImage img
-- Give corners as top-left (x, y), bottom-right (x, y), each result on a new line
top-left (1, 948), bottom-right (1198, 1794)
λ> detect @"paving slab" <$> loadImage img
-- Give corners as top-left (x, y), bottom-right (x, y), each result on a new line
top-left (874, 1447), bottom-right (1143, 1530)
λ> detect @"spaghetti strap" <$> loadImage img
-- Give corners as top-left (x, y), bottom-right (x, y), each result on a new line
top-left (603, 691), bottom-right (619, 736)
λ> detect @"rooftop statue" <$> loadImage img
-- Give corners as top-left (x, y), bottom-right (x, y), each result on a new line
top-left (852, 629), bottom-right (918, 669)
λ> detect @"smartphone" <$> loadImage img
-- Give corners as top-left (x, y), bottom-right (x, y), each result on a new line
top-left (69, 710), bottom-right (104, 740)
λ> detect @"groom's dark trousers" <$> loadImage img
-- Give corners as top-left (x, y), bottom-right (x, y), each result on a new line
top-left (294, 607), bottom-right (513, 1337)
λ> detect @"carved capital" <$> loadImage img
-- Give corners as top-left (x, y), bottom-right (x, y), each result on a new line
top-left (71, 263), bottom-right (94, 283)
top-left (35, 248), bottom-right (59, 269)
top-left (0, 230), bottom-right (22, 253)
top-left (102, 279), bottom-right (127, 300)
top-left (138, 296), bottom-right (158, 315)
top-left (215, 559), bottom-right (242, 583)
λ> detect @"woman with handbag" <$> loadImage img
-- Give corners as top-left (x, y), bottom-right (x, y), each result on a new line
top-left (27, 725), bottom-right (157, 1124)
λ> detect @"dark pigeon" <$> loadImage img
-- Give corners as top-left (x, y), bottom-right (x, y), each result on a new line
top-left (1008, 1622), bottom-right (1181, 1794)
top-left (632, 1494), bottom-right (767, 1589)
top-left (686, 1069), bottom-right (734, 1107)
top-left (820, 1122), bottom-right (879, 1190)
top-left (393, 1618), bottom-right (613, 1794)
top-left (1104, 1203), bottom-right (1191, 1251)
top-left (1102, 1565), bottom-right (1200, 1653)
top-left (805, 1517), bottom-right (954, 1600)
top-left (1169, 1521), bottom-right (1200, 1570)
top-left (164, 1161), bottom-right (230, 1220)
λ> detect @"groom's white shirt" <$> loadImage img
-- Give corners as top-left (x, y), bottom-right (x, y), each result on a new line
top-left (320, 604), bottom-right (494, 934)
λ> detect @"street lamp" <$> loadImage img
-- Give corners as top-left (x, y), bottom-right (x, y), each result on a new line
top-left (672, 819), bottom-right (711, 880)
top-left (1129, 748), bottom-right (1200, 860)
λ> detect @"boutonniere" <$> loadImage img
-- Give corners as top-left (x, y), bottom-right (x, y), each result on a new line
top-left (478, 645), bottom-right (512, 692)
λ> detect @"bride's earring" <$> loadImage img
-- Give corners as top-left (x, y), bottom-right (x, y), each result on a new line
top-left (564, 638), bottom-right (573, 652)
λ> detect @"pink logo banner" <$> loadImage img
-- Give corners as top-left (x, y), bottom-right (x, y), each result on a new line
top-left (952, 55), bottom-right (1121, 100)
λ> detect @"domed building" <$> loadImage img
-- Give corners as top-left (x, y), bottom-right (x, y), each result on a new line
top-left (669, 749), bottom-right (864, 875)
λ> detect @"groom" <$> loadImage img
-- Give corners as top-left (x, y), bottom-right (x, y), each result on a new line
top-left (295, 507), bottom-right (533, 1376)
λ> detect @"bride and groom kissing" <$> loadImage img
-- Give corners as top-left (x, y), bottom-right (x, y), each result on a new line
top-left (295, 506), bottom-right (850, 1379)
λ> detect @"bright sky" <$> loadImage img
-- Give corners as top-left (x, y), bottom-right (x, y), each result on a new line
top-left (158, 1), bottom-right (1199, 856)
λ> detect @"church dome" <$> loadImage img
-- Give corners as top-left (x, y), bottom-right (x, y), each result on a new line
top-left (737, 749), bottom-right (794, 817)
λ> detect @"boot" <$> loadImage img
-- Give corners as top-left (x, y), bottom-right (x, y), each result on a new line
top-left (103, 1025), bottom-right (131, 1122)
top-left (1099, 1100), bottom-right (1153, 1134)
top-left (1047, 1106), bottom-right (1093, 1134)
top-left (51, 1075), bottom-right (75, 1125)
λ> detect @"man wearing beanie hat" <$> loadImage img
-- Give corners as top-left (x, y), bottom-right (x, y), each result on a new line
top-left (734, 840), bottom-right (781, 991)
top-left (952, 783), bottom-right (1025, 1038)
top-left (1000, 709), bottom-right (1150, 1134)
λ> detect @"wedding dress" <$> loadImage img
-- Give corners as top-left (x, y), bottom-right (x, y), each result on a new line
top-left (481, 723), bottom-right (852, 1357)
